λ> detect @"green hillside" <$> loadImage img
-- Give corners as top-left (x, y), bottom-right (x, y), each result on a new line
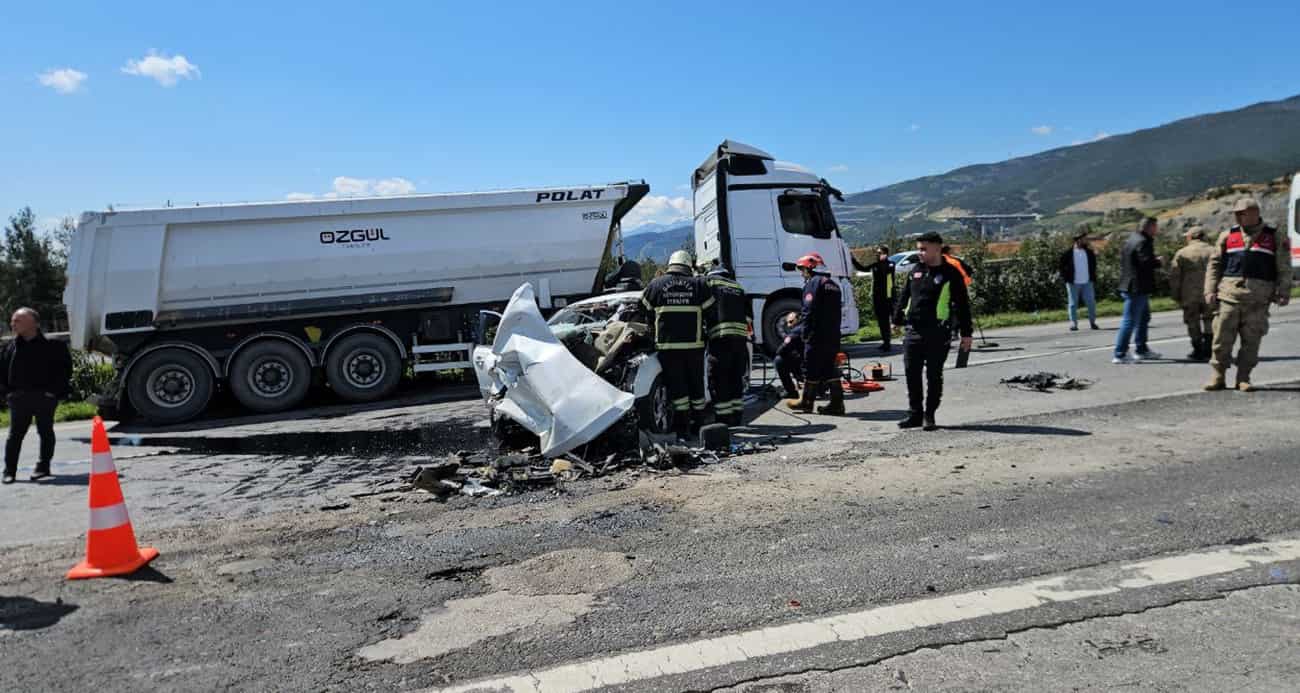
top-left (836, 94), bottom-right (1300, 243)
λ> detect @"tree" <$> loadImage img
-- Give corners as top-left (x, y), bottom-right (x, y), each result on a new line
top-left (2, 207), bottom-right (66, 330)
top-left (50, 215), bottom-right (77, 271)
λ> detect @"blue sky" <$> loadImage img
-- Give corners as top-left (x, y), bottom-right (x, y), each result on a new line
top-left (3, 0), bottom-right (1297, 232)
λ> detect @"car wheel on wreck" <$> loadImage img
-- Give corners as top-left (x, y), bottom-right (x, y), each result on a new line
top-left (635, 374), bottom-right (674, 434)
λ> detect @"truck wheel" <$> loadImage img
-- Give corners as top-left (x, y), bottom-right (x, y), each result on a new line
top-left (326, 333), bottom-right (403, 402)
top-left (126, 348), bottom-right (215, 424)
top-left (635, 375), bottom-right (674, 434)
top-left (228, 341), bottom-right (312, 413)
top-left (762, 296), bottom-right (802, 356)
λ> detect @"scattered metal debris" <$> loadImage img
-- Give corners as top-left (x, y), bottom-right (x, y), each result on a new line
top-left (1001, 371), bottom-right (1094, 392)
top-left (392, 429), bottom-right (785, 502)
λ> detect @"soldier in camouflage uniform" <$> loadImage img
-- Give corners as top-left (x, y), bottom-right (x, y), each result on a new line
top-left (1203, 197), bottom-right (1293, 392)
top-left (1169, 226), bottom-right (1216, 361)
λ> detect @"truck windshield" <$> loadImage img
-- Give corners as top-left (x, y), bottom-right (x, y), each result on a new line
top-left (778, 194), bottom-right (833, 239)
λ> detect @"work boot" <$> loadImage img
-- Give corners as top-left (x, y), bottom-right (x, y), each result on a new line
top-left (786, 381), bottom-right (817, 413)
top-left (1235, 378), bottom-right (1255, 393)
top-left (817, 382), bottom-right (845, 416)
top-left (1, 468), bottom-right (14, 484)
top-left (897, 412), bottom-right (924, 429)
top-left (31, 463), bottom-right (52, 481)
top-left (1203, 372), bottom-right (1227, 391)
top-left (672, 411), bottom-right (691, 441)
top-left (1186, 338), bottom-right (1200, 361)
top-left (923, 413), bottom-right (938, 431)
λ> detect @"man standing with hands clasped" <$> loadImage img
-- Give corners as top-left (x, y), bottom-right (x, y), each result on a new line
top-left (1203, 196), bottom-right (1292, 392)
top-left (893, 232), bottom-right (973, 431)
top-left (2, 307), bottom-right (73, 484)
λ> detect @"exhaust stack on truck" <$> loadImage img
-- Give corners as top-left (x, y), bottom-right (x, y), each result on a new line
top-left (63, 183), bottom-right (648, 423)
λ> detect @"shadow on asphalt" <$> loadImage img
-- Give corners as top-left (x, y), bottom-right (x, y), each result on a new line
top-left (113, 566), bottom-right (174, 584)
top-left (110, 382), bottom-right (481, 435)
top-left (944, 424), bottom-right (1091, 437)
top-left (836, 409), bottom-right (912, 422)
top-left (31, 473), bottom-right (89, 486)
top-left (0, 595), bottom-right (78, 631)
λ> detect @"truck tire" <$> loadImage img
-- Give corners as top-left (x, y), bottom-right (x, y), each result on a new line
top-left (325, 332), bottom-right (403, 402)
top-left (126, 348), bottom-right (215, 424)
top-left (635, 374), bottom-right (674, 434)
top-left (228, 341), bottom-right (312, 413)
top-left (762, 296), bottom-right (802, 356)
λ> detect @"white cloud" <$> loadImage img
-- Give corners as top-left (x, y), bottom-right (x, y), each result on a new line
top-left (38, 68), bottom-right (87, 94)
top-left (372, 178), bottom-right (416, 196)
top-left (908, 123), bottom-right (921, 132)
top-left (621, 195), bottom-right (692, 229)
top-left (675, 183), bottom-right (690, 191)
top-left (285, 176), bottom-right (418, 201)
top-left (827, 164), bottom-right (850, 173)
top-left (122, 52), bottom-right (201, 87)
top-left (1031, 125), bottom-right (1054, 136)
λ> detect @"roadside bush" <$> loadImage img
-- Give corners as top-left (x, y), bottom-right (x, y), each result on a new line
top-left (68, 349), bottom-right (115, 402)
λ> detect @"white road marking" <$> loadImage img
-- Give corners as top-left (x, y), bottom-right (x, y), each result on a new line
top-left (429, 538), bottom-right (1300, 693)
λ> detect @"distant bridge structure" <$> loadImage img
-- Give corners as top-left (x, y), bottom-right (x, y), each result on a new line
top-left (936, 213), bottom-right (1042, 239)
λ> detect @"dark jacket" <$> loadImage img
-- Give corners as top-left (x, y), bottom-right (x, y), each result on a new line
top-left (1118, 232), bottom-right (1160, 295)
top-left (0, 332), bottom-right (73, 399)
top-left (863, 259), bottom-right (896, 304)
top-left (893, 260), bottom-right (974, 337)
top-left (799, 273), bottom-right (842, 347)
top-left (640, 271), bottom-right (714, 350)
top-left (1058, 246), bottom-right (1097, 284)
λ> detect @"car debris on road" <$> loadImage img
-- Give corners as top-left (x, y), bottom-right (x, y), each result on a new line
top-left (1000, 371), bottom-right (1094, 392)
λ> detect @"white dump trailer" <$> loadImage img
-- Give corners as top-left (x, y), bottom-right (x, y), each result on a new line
top-left (64, 182), bottom-right (648, 423)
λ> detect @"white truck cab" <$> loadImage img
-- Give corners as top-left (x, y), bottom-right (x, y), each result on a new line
top-left (691, 141), bottom-right (859, 354)
top-left (1290, 173), bottom-right (1300, 275)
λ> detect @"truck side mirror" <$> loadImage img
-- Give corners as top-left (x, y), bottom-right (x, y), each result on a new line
top-left (781, 262), bottom-right (797, 272)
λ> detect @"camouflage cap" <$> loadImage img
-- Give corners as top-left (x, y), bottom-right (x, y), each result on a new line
top-left (1186, 225), bottom-right (1209, 241)
top-left (1231, 196), bottom-right (1260, 212)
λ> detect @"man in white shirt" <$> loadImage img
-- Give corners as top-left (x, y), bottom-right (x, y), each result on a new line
top-left (1058, 230), bottom-right (1099, 331)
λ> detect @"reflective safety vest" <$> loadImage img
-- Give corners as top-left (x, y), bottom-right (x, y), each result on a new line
top-left (705, 275), bottom-right (749, 339)
top-left (1222, 226), bottom-right (1279, 282)
top-left (641, 272), bottom-right (714, 350)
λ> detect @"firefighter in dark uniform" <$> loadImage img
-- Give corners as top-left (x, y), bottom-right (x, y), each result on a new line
top-left (786, 253), bottom-right (845, 415)
top-left (892, 232), bottom-right (973, 431)
top-left (1203, 196), bottom-right (1293, 392)
top-left (641, 250), bottom-right (714, 438)
top-left (705, 265), bottom-right (751, 426)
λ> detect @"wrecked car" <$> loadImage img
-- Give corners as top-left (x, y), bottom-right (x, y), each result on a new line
top-left (472, 284), bottom-right (676, 457)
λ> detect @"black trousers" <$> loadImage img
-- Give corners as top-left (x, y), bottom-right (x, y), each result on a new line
top-left (708, 337), bottom-right (749, 417)
top-left (775, 338), bottom-right (804, 395)
top-left (803, 335), bottom-right (840, 383)
top-left (874, 298), bottom-right (893, 346)
top-left (903, 327), bottom-right (951, 416)
top-left (658, 348), bottom-right (707, 418)
top-left (4, 391), bottom-right (58, 474)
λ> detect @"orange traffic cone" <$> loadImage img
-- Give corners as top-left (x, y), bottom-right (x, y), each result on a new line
top-left (66, 417), bottom-right (159, 580)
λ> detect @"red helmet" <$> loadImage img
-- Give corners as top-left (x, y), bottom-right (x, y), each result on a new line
top-left (795, 253), bottom-right (825, 270)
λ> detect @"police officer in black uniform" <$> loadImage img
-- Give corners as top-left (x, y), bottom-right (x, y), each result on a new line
top-left (641, 250), bottom-right (714, 439)
top-left (704, 265), bottom-right (751, 426)
top-left (857, 245), bottom-right (896, 353)
top-left (892, 232), bottom-right (973, 431)
top-left (786, 253), bottom-right (845, 416)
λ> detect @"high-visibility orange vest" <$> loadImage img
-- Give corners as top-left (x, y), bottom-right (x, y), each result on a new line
top-left (944, 255), bottom-right (972, 287)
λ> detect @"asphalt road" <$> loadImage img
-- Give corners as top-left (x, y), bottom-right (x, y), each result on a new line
top-left (2, 305), bottom-right (1298, 692)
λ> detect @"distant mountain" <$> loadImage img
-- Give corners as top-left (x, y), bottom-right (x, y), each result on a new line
top-left (836, 94), bottom-right (1300, 243)
top-left (621, 222), bottom-right (692, 264)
